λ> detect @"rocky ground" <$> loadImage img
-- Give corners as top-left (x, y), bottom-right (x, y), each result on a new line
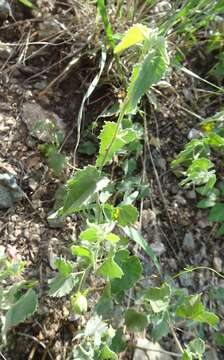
top-left (0, 1), bottom-right (224, 359)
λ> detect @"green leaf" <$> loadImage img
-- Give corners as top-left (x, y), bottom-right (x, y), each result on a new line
top-left (151, 313), bottom-right (170, 341)
top-left (217, 224), bottom-right (224, 236)
top-left (54, 258), bottom-right (73, 277)
top-left (78, 141), bottom-right (97, 155)
top-left (209, 286), bottom-right (224, 301)
top-left (122, 226), bottom-right (161, 275)
top-left (3, 289), bottom-right (37, 334)
top-left (80, 226), bottom-right (104, 243)
top-left (48, 274), bottom-right (76, 297)
top-left (114, 24), bottom-right (150, 54)
top-left (96, 122), bottom-right (136, 167)
top-left (197, 190), bottom-right (217, 208)
top-left (94, 293), bottom-right (113, 319)
top-left (125, 309), bottom-right (148, 332)
top-left (105, 233), bottom-right (120, 243)
top-left (100, 344), bottom-right (118, 360)
top-left (181, 158), bottom-right (215, 188)
top-left (111, 328), bottom-right (127, 353)
top-left (85, 315), bottom-right (108, 347)
top-left (171, 139), bottom-right (208, 168)
top-left (196, 179), bottom-right (218, 197)
top-left (116, 204), bottom-right (138, 226)
top-left (146, 282), bottom-right (171, 313)
top-left (124, 36), bottom-right (169, 113)
top-left (187, 338), bottom-right (205, 357)
top-left (182, 351), bottom-right (191, 360)
top-left (214, 332), bottom-right (224, 347)
top-left (111, 250), bottom-right (142, 297)
top-left (206, 133), bottom-right (224, 147)
top-left (71, 245), bottom-right (93, 261)
top-left (176, 294), bottom-right (219, 327)
top-left (59, 166), bottom-right (109, 215)
top-left (80, 223), bottom-right (115, 243)
top-left (18, 0), bottom-right (33, 8)
top-left (48, 152), bottom-right (67, 177)
top-left (97, 257), bottom-right (124, 279)
top-left (208, 203), bottom-right (224, 222)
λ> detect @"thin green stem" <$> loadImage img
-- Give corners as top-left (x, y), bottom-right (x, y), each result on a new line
top-left (78, 265), bottom-right (92, 292)
top-left (172, 266), bottom-right (224, 281)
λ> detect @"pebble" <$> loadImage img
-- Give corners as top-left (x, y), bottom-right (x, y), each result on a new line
top-left (205, 349), bottom-right (219, 360)
top-left (182, 231), bottom-right (195, 252)
top-left (0, 42), bottom-right (12, 60)
top-left (168, 258), bottom-right (177, 271)
top-left (134, 338), bottom-right (172, 360)
top-left (141, 209), bottom-right (157, 231)
top-left (174, 194), bottom-right (187, 205)
top-left (150, 241), bottom-right (166, 256)
top-left (186, 190), bottom-right (196, 200)
top-left (188, 128), bottom-right (203, 140)
top-left (179, 273), bottom-right (194, 288)
top-left (198, 218), bottom-right (210, 229)
top-left (213, 256), bottom-right (222, 273)
top-left (0, 0), bottom-right (10, 21)
top-left (22, 101), bottom-right (65, 143)
top-left (0, 173), bottom-right (24, 209)
top-left (28, 178), bottom-right (39, 191)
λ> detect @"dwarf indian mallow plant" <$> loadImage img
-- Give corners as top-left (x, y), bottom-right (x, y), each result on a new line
top-left (48, 24), bottom-right (218, 359)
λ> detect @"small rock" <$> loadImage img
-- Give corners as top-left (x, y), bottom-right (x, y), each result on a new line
top-left (182, 231), bottom-right (195, 252)
top-left (213, 256), bottom-right (222, 273)
top-left (174, 194), bottom-right (187, 206)
top-left (38, 19), bottom-right (61, 39)
top-left (151, 242), bottom-right (166, 256)
top-left (170, 185), bottom-right (179, 195)
top-left (198, 218), bottom-right (210, 229)
top-left (26, 135), bottom-right (38, 149)
top-left (183, 88), bottom-right (193, 103)
top-left (186, 190), bottom-right (196, 200)
top-left (0, 173), bottom-right (24, 209)
top-left (0, 0), bottom-right (10, 21)
top-left (0, 42), bottom-right (12, 60)
top-left (205, 349), bottom-right (219, 360)
top-left (33, 80), bottom-right (48, 91)
top-left (133, 338), bottom-right (172, 360)
top-left (168, 258), bottom-right (177, 271)
top-left (22, 101), bottom-right (65, 143)
top-left (154, 1), bottom-right (172, 13)
top-left (28, 178), bottom-right (39, 191)
top-left (179, 273), bottom-right (194, 288)
top-left (47, 211), bottom-right (65, 229)
top-left (141, 209), bottom-right (157, 231)
top-left (188, 128), bottom-right (203, 140)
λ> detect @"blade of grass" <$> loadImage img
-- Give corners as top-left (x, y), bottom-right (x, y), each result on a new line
top-left (97, 0), bottom-right (126, 83)
top-left (73, 44), bottom-right (107, 165)
top-left (180, 66), bottom-right (224, 94)
top-left (97, 0), bottom-right (115, 49)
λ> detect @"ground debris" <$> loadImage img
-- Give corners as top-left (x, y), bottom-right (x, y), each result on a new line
top-left (133, 338), bottom-right (173, 360)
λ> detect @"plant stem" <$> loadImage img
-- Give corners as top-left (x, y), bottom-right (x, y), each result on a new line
top-left (170, 324), bottom-right (184, 354)
top-left (78, 265), bottom-right (91, 292)
top-left (172, 266), bottom-right (224, 281)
